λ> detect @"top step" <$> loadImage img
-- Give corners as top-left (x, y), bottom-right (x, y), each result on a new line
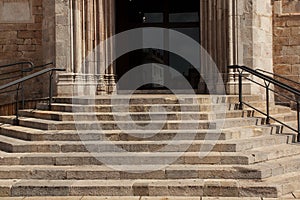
top-left (53, 95), bottom-right (262, 105)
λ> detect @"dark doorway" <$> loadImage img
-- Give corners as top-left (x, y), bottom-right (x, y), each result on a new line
top-left (116, 0), bottom-right (200, 91)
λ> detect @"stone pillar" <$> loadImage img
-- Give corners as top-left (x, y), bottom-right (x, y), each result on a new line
top-left (226, 0), bottom-right (273, 97)
top-left (97, 0), bottom-right (116, 95)
top-left (56, 0), bottom-right (117, 96)
top-left (199, 0), bottom-right (229, 94)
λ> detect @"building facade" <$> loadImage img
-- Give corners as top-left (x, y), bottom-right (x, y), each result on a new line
top-left (0, 0), bottom-right (299, 103)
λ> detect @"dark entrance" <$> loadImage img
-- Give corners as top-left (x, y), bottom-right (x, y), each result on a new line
top-left (116, 0), bottom-right (200, 91)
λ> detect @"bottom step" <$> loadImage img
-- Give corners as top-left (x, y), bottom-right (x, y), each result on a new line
top-left (0, 179), bottom-right (285, 198)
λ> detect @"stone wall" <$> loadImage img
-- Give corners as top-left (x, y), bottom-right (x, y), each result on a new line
top-left (227, 0), bottom-right (274, 98)
top-left (0, 0), bottom-right (52, 105)
top-left (0, 0), bottom-right (43, 64)
top-left (273, 0), bottom-right (300, 106)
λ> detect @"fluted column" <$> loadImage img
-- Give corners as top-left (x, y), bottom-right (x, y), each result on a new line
top-left (73, 0), bottom-right (83, 74)
top-left (97, 0), bottom-right (116, 94)
top-left (57, 0), bottom-right (117, 96)
top-left (200, 0), bottom-right (229, 94)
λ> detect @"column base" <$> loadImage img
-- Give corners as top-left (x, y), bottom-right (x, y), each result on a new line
top-left (226, 82), bottom-right (252, 95)
top-left (226, 71), bottom-right (252, 95)
top-left (57, 73), bottom-right (117, 96)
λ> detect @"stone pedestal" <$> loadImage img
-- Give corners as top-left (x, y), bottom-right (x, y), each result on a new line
top-left (57, 73), bottom-right (116, 96)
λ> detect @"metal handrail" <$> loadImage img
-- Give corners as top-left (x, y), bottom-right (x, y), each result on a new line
top-left (0, 62), bottom-right (35, 109)
top-left (0, 61), bottom-right (34, 69)
top-left (228, 65), bottom-right (300, 142)
top-left (0, 66), bottom-right (65, 125)
top-left (256, 68), bottom-right (300, 87)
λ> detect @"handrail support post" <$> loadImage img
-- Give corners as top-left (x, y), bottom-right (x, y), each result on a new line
top-left (48, 71), bottom-right (54, 111)
top-left (297, 100), bottom-right (300, 142)
top-left (13, 84), bottom-right (21, 125)
top-left (21, 64), bottom-right (25, 109)
top-left (265, 81), bottom-right (271, 125)
top-left (238, 69), bottom-right (243, 110)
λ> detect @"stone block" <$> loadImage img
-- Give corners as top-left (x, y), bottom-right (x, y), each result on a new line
top-left (291, 64), bottom-right (300, 74)
top-left (32, 6), bottom-right (43, 15)
top-left (274, 56), bottom-right (300, 65)
top-left (274, 19), bottom-right (286, 27)
top-left (17, 31), bottom-right (35, 39)
top-left (274, 64), bottom-right (292, 75)
top-left (0, 31), bottom-right (17, 39)
top-left (31, 0), bottom-right (42, 6)
top-left (3, 45), bottom-right (18, 51)
top-left (287, 20), bottom-right (300, 27)
top-left (26, 23), bottom-right (42, 30)
top-left (0, 24), bottom-right (27, 31)
top-left (18, 45), bottom-right (36, 51)
top-left (274, 27), bottom-right (291, 37)
top-left (289, 36), bottom-right (300, 45)
top-left (34, 14), bottom-right (43, 23)
top-left (291, 27), bottom-right (300, 36)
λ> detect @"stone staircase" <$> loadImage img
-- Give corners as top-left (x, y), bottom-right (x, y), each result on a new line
top-left (0, 94), bottom-right (299, 198)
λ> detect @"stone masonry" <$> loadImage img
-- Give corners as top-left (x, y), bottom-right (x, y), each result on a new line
top-left (273, 0), bottom-right (300, 106)
top-left (0, 0), bottom-right (55, 105)
top-left (0, 0), bottom-right (43, 64)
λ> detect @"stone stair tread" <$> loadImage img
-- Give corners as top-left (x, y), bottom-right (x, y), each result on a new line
top-left (261, 172), bottom-right (300, 195)
top-left (0, 116), bottom-right (264, 132)
top-left (246, 143), bottom-right (300, 163)
top-left (0, 151), bottom-right (246, 157)
top-left (19, 109), bottom-right (251, 120)
top-left (0, 124), bottom-right (271, 142)
top-left (37, 102), bottom-right (236, 113)
top-left (0, 134), bottom-right (287, 147)
top-left (2, 149), bottom-right (300, 171)
top-left (20, 109), bottom-right (239, 115)
top-left (0, 178), bottom-right (281, 197)
top-left (3, 116), bottom-right (257, 123)
top-left (0, 151), bottom-right (251, 165)
top-left (40, 102), bottom-right (231, 107)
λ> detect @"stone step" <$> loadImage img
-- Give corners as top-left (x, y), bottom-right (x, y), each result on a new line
top-left (0, 116), bottom-right (264, 131)
top-left (0, 125), bottom-right (274, 142)
top-left (248, 143), bottom-right (300, 163)
top-left (0, 152), bottom-right (252, 165)
top-left (0, 164), bottom-right (263, 180)
top-left (262, 172), bottom-right (300, 197)
top-left (0, 134), bottom-right (290, 153)
top-left (37, 103), bottom-right (238, 113)
top-left (254, 112), bottom-right (297, 123)
top-left (54, 95), bottom-right (262, 105)
top-left (2, 153), bottom-right (300, 181)
top-left (0, 178), bottom-right (281, 197)
top-left (18, 109), bottom-right (253, 121)
top-left (0, 143), bottom-right (299, 166)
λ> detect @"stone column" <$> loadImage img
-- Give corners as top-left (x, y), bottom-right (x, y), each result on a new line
top-left (56, 0), bottom-right (117, 96)
top-left (226, 0), bottom-right (274, 97)
top-left (199, 0), bottom-right (229, 94)
top-left (97, 0), bottom-right (116, 95)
